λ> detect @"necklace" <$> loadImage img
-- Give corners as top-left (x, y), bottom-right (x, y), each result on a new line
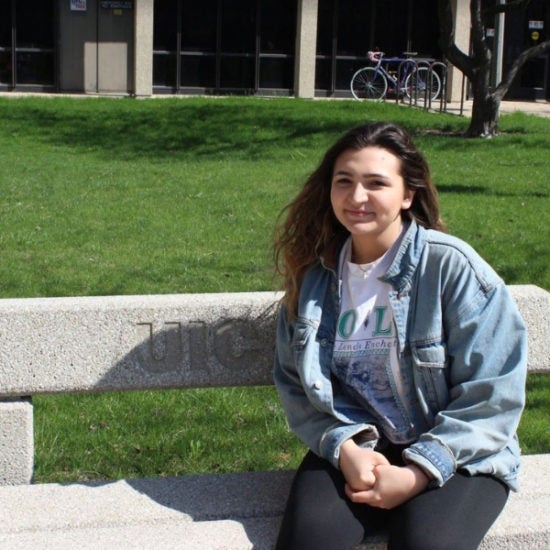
top-left (355, 262), bottom-right (375, 280)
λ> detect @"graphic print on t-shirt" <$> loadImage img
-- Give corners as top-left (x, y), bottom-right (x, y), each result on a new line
top-left (333, 302), bottom-right (408, 436)
top-left (332, 239), bottom-right (416, 443)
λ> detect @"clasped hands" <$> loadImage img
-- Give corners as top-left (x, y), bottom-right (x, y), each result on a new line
top-left (339, 439), bottom-right (430, 510)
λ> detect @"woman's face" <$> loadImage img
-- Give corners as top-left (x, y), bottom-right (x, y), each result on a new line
top-left (330, 146), bottom-right (415, 263)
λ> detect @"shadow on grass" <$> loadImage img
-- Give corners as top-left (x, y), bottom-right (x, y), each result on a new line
top-left (437, 184), bottom-right (488, 194)
top-left (1, 99), bottom-right (357, 161)
top-left (0, 97), bottom-right (475, 162)
top-left (436, 184), bottom-right (547, 198)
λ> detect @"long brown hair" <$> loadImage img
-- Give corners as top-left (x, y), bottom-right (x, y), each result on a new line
top-left (273, 122), bottom-right (444, 319)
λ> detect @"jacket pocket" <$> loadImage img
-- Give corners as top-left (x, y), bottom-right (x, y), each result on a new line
top-left (291, 322), bottom-right (313, 349)
top-left (290, 320), bottom-right (330, 379)
top-left (411, 343), bottom-right (449, 415)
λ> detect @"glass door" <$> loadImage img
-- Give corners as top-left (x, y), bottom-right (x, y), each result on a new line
top-left (0, 0), bottom-right (55, 90)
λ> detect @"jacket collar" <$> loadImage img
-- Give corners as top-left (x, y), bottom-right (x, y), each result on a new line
top-left (319, 219), bottom-right (426, 294)
top-left (380, 219), bottom-right (425, 292)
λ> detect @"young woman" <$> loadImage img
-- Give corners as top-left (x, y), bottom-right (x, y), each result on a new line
top-left (273, 122), bottom-right (527, 550)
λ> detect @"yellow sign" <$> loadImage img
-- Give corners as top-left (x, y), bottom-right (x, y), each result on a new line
top-left (531, 31), bottom-right (540, 42)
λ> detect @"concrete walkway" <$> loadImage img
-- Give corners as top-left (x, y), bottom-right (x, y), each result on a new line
top-left (446, 99), bottom-right (550, 118)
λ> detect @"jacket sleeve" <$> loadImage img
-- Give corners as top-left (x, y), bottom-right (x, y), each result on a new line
top-left (403, 279), bottom-right (527, 488)
top-left (273, 304), bottom-right (380, 468)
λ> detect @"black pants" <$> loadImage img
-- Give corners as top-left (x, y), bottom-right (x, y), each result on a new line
top-left (275, 450), bottom-right (509, 550)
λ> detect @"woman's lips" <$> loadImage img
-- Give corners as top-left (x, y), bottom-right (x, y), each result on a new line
top-left (345, 209), bottom-right (375, 218)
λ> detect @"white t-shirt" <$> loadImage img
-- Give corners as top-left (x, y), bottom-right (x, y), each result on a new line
top-left (332, 229), bottom-right (415, 444)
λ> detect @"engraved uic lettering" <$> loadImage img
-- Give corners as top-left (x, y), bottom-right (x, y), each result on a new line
top-left (214, 319), bottom-right (262, 370)
top-left (188, 321), bottom-right (208, 372)
top-left (135, 321), bottom-right (182, 374)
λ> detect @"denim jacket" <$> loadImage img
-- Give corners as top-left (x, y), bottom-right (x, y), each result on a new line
top-left (274, 221), bottom-right (527, 490)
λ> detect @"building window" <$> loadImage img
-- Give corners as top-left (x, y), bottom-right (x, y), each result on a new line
top-left (315, 0), bottom-right (440, 97)
top-left (153, 0), bottom-right (296, 95)
top-left (0, 0), bottom-right (55, 90)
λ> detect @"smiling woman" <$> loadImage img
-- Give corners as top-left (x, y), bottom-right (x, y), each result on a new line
top-left (272, 121), bottom-right (527, 550)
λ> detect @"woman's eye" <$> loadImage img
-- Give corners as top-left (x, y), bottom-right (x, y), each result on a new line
top-left (334, 178), bottom-right (352, 186)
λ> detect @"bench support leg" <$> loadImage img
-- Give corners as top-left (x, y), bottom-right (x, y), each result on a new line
top-left (0, 397), bottom-right (33, 485)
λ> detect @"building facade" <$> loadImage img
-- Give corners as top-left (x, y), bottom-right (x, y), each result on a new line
top-left (0, 0), bottom-right (548, 101)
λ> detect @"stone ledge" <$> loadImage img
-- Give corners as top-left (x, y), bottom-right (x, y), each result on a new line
top-left (508, 285), bottom-right (549, 374)
top-left (0, 455), bottom-right (547, 549)
top-left (0, 291), bottom-right (281, 396)
top-left (0, 286), bottom-right (547, 398)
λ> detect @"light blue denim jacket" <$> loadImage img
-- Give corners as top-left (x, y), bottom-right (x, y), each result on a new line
top-left (274, 221), bottom-right (527, 491)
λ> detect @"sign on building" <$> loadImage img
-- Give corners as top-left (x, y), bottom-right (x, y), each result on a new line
top-left (70, 0), bottom-right (87, 11)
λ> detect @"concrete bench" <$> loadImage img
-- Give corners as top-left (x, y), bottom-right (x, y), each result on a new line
top-left (0, 285), bottom-right (548, 549)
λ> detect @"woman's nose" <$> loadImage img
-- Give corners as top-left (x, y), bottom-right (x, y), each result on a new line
top-left (350, 182), bottom-right (368, 203)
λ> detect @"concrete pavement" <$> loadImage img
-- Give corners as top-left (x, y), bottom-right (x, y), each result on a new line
top-left (445, 98), bottom-right (550, 118)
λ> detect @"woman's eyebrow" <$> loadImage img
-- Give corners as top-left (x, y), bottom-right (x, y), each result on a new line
top-left (332, 169), bottom-right (352, 176)
top-left (333, 169), bottom-right (389, 179)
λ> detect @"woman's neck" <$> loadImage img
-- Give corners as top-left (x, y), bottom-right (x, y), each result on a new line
top-left (351, 223), bottom-right (403, 264)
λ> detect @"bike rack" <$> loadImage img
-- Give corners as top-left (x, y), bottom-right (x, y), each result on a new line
top-left (430, 61), bottom-right (448, 112)
top-left (395, 58), bottom-right (447, 111)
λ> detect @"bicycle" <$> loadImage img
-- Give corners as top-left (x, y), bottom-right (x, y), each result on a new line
top-left (350, 51), bottom-right (442, 102)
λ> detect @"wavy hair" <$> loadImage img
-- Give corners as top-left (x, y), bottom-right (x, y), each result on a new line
top-left (273, 122), bottom-right (445, 319)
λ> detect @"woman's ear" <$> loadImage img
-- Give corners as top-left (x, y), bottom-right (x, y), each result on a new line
top-left (402, 188), bottom-right (416, 210)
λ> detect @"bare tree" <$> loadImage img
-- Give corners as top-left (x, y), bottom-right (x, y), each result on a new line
top-left (438, 0), bottom-right (550, 137)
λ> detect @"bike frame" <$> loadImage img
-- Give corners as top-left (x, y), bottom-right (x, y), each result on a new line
top-left (367, 51), bottom-right (416, 95)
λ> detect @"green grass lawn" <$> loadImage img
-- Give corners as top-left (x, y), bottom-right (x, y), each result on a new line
top-left (0, 96), bottom-right (548, 483)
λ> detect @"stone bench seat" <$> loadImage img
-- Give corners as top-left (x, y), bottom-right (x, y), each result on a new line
top-left (0, 286), bottom-right (548, 548)
top-left (0, 456), bottom-right (548, 549)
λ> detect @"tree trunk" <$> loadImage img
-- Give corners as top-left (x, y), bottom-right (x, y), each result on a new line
top-left (467, 93), bottom-right (501, 137)
top-left (465, 47), bottom-right (502, 139)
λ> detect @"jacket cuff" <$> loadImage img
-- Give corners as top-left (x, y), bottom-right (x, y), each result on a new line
top-left (320, 424), bottom-right (379, 469)
top-left (403, 435), bottom-right (456, 487)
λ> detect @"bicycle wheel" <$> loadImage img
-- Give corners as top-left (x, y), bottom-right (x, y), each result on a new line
top-left (404, 67), bottom-right (441, 102)
top-left (350, 67), bottom-right (387, 100)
